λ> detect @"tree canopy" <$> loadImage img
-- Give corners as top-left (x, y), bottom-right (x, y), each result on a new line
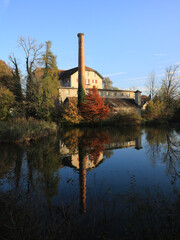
top-left (80, 86), bottom-right (110, 121)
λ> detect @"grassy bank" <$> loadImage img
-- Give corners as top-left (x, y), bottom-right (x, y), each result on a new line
top-left (61, 112), bottom-right (144, 127)
top-left (0, 118), bottom-right (57, 144)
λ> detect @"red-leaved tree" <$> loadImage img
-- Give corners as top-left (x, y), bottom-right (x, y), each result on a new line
top-left (80, 86), bottom-right (110, 121)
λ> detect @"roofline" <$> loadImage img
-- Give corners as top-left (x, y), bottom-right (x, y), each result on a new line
top-left (59, 66), bottom-right (104, 79)
top-left (59, 87), bottom-right (138, 92)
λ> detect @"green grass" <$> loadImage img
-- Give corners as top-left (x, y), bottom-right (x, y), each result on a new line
top-left (0, 118), bottom-right (57, 143)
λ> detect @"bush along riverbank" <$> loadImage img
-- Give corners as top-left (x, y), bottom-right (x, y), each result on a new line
top-left (61, 111), bottom-right (144, 128)
top-left (0, 118), bottom-right (58, 144)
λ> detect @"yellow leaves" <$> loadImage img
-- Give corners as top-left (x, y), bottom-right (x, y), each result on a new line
top-left (0, 86), bottom-right (15, 120)
top-left (63, 98), bottom-right (83, 124)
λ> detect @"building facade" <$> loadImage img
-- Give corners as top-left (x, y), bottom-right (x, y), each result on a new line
top-left (59, 66), bottom-right (103, 89)
top-left (59, 66), bottom-right (142, 114)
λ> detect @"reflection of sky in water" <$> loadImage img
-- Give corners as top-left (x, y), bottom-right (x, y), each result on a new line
top-left (1, 127), bottom-right (180, 208)
top-left (1, 127), bottom-right (180, 239)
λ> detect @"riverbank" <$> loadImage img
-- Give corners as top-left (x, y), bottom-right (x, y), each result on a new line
top-left (61, 112), bottom-right (144, 127)
top-left (0, 118), bottom-right (57, 144)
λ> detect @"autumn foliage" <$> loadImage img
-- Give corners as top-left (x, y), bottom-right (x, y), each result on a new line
top-left (80, 86), bottom-right (110, 121)
top-left (63, 98), bottom-right (83, 124)
top-left (80, 131), bottom-right (110, 165)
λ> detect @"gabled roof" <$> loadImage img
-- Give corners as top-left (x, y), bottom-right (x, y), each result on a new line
top-left (59, 66), bottom-right (103, 80)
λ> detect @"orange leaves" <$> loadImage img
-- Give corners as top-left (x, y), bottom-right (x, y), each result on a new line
top-left (63, 98), bottom-right (83, 124)
top-left (63, 86), bottom-right (110, 124)
top-left (80, 86), bottom-right (110, 122)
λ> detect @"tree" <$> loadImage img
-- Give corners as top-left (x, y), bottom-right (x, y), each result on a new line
top-left (0, 60), bottom-right (13, 91)
top-left (146, 71), bottom-right (156, 99)
top-left (18, 37), bottom-right (43, 105)
top-left (63, 98), bottom-right (83, 124)
top-left (80, 86), bottom-right (110, 122)
top-left (0, 86), bottom-right (15, 120)
top-left (42, 41), bottom-right (57, 71)
top-left (9, 55), bottom-right (23, 103)
top-left (160, 65), bottom-right (180, 104)
top-left (39, 41), bottom-right (60, 120)
top-left (78, 80), bottom-right (85, 108)
top-left (144, 99), bottom-right (167, 120)
top-left (103, 77), bottom-right (113, 89)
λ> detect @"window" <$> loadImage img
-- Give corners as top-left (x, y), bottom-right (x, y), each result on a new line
top-left (106, 92), bottom-right (109, 96)
top-left (66, 90), bottom-right (70, 95)
top-left (86, 79), bottom-right (90, 85)
top-left (92, 79), bottom-right (94, 83)
top-left (76, 78), bottom-right (78, 82)
top-left (95, 80), bottom-right (97, 83)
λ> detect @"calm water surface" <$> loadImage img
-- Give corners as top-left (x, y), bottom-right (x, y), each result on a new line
top-left (0, 126), bottom-right (180, 239)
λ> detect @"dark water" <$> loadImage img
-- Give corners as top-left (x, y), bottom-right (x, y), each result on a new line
top-left (0, 126), bottom-right (180, 240)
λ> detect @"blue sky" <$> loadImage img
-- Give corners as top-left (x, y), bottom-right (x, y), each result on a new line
top-left (1, 0), bottom-right (180, 93)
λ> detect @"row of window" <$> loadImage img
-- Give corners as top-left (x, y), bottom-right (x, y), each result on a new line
top-left (76, 78), bottom-right (98, 84)
top-left (65, 90), bottom-right (131, 97)
top-left (86, 72), bottom-right (96, 77)
top-left (99, 92), bottom-right (131, 97)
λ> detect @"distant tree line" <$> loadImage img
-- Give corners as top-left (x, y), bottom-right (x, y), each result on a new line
top-left (0, 37), bottom-right (112, 124)
top-left (0, 37), bottom-right (60, 121)
top-left (144, 65), bottom-right (180, 122)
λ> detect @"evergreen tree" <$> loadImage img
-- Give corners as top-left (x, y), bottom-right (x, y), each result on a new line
top-left (9, 55), bottom-right (23, 103)
top-left (78, 79), bottom-right (85, 108)
top-left (39, 41), bottom-right (60, 120)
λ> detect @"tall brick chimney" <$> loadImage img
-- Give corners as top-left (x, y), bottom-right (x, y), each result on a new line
top-left (77, 33), bottom-right (85, 91)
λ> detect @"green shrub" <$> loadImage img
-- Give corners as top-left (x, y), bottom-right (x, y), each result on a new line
top-left (0, 86), bottom-right (15, 120)
top-left (0, 118), bottom-right (57, 143)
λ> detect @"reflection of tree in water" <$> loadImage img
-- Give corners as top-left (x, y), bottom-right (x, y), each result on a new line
top-left (80, 130), bottom-right (110, 165)
top-left (61, 128), bottom-right (110, 165)
top-left (25, 136), bottom-right (61, 204)
top-left (61, 127), bottom-right (142, 165)
top-left (61, 128), bottom-right (84, 153)
top-left (0, 136), bottom-right (61, 206)
top-left (61, 127), bottom-right (142, 214)
top-left (1, 127), bottom-right (180, 239)
top-left (104, 150), bottom-right (114, 159)
top-left (0, 144), bottom-right (23, 188)
top-left (146, 127), bottom-right (180, 184)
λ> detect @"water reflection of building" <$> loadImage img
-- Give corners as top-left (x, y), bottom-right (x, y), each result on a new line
top-left (60, 153), bottom-right (104, 170)
top-left (60, 135), bottom-right (142, 170)
top-left (60, 132), bottom-right (142, 213)
top-left (104, 136), bottom-right (142, 150)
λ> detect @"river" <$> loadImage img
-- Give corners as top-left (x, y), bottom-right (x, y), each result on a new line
top-left (0, 126), bottom-right (180, 239)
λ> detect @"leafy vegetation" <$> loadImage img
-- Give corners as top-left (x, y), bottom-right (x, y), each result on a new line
top-left (63, 98), bottom-right (83, 124)
top-left (0, 36), bottom-right (180, 131)
top-left (80, 86), bottom-right (110, 122)
top-left (144, 65), bottom-right (180, 124)
top-left (0, 118), bottom-right (57, 143)
top-left (0, 86), bottom-right (15, 120)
